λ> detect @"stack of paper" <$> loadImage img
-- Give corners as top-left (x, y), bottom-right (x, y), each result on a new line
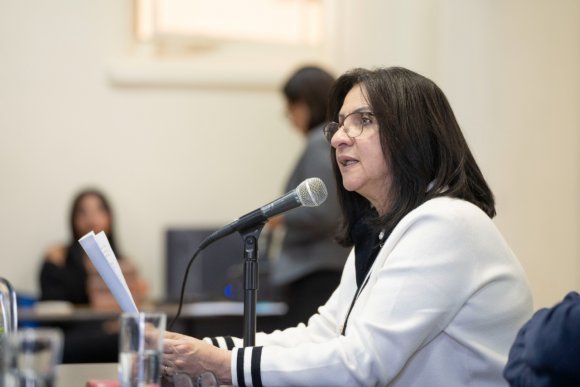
top-left (79, 231), bottom-right (138, 313)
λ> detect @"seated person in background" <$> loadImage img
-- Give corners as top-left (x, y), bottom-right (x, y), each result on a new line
top-left (40, 188), bottom-right (147, 309)
top-left (160, 67), bottom-right (533, 386)
top-left (504, 291), bottom-right (580, 387)
top-left (38, 188), bottom-right (148, 362)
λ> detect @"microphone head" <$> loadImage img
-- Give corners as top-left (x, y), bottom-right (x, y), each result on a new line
top-left (297, 178), bottom-right (328, 207)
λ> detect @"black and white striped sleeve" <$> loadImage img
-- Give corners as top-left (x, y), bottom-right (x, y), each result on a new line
top-left (231, 346), bottom-right (264, 387)
top-left (203, 335), bottom-right (241, 350)
top-left (204, 336), bottom-right (264, 387)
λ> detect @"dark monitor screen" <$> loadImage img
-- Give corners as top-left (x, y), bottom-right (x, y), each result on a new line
top-left (165, 228), bottom-right (245, 302)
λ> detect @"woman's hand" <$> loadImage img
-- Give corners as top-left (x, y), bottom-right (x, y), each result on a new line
top-left (162, 330), bottom-right (232, 385)
top-left (45, 245), bottom-right (67, 267)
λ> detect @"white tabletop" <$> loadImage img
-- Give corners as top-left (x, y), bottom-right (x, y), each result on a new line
top-left (56, 363), bottom-right (117, 387)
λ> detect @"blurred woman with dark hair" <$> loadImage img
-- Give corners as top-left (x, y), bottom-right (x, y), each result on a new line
top-left (268, 65), bottom-right (350, 328)
top-left (40, 188), bottom-right (146, 307)
top-left (41, 189), bottom-right (118, 304)
top-left (39, 188), bottom-right (147, 362)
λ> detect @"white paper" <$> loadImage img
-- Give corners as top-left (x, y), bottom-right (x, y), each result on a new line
top-left (78, 231), bottom-right (138, 313)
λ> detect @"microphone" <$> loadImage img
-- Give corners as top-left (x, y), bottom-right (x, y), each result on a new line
top-left (199, 177), bottom-right (328, 249)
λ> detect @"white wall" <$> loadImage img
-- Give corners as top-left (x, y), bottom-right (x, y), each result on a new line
top-left (0, 0), bottom-right (304, 300)
top-left (0, 0), bottom-right (578, 309)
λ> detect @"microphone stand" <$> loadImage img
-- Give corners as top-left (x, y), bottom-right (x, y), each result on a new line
top-left (239, 224), bottom-right (265, 347)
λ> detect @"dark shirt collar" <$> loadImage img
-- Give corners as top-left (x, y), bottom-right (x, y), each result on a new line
top-left (351, 210), bottom-right (385, 287)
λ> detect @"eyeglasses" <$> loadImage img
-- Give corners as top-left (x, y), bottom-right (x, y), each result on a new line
top-left (323, 111), bottom-right (376, 142)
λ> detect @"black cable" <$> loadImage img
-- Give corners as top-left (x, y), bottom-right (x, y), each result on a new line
top-left (167, 244), bottom-right (205, 330)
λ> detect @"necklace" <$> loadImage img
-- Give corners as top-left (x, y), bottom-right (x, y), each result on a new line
top-left (378, 229), bottom-right (386, 247)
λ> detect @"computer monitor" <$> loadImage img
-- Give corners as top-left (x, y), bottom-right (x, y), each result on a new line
top-left (165, 228), bottom-right (245, 302)
top-left (165, 228), bottom-right (283, 303)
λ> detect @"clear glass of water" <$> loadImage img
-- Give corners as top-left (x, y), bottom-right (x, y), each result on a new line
top-left (4, 327), bottom-right (63, 387)
top-left (119, 312), bottom-right (166, 387)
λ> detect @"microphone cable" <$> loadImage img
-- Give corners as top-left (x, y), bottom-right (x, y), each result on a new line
top-left (167, 242), bottom-right (207, 330)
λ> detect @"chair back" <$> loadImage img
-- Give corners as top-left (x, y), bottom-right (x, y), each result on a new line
top-left (0, 277), bottom-right (18, 334)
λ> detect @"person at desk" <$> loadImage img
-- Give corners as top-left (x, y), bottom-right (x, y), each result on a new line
top-left (504, 291), bottom-right (580, 386)
top-left (38, 188), bottom-right (148, 362)
top-left (266, 65), bottom-right (351, 328)
top-left (160, 67), bottom-right (533, 386)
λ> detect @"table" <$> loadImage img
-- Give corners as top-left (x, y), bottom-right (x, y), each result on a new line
top-left (19, 301), bottom-right (289, 363)
top-left (19, 301), bottom-right (288, 323)
top-left (56, 363), bottom-right (117, 387)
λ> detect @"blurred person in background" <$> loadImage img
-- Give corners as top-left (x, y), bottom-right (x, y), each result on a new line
top-left (38, 188), bottom-right (148, 362)
top-left (266, 65), bottom-right (351, 328)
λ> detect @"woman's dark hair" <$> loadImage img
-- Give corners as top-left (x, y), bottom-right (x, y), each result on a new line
top-left (328, 67), bottom-right (496, 246)
top-left (283, 65), bottom-right (336, 130)
top-left (69, 188), bottom-right (119, 253)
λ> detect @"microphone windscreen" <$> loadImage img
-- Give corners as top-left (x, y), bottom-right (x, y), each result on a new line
top-left (297, 178), bottom-right (328, 207)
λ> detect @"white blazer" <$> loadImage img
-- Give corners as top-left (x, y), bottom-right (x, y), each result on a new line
top-left (207, 197), bottom-right (533, 387)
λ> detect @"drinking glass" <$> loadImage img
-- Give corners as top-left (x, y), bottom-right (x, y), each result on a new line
top-left (4, 328), bottom-right (63, 387)
top-left (119, 312), bottom-right (166, 387)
